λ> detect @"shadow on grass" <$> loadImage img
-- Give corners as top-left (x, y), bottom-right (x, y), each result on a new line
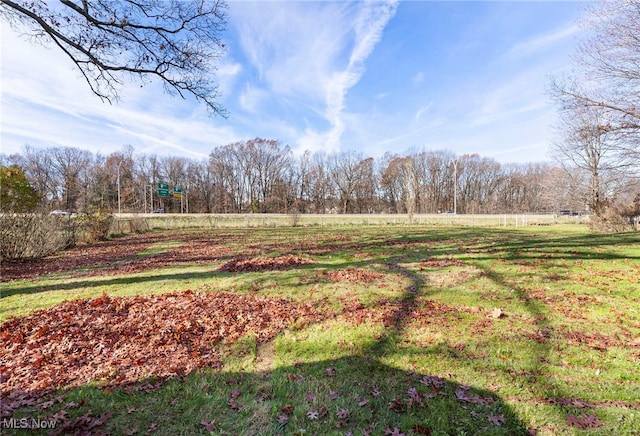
top-left (1, 248), bottom-right (532, 435)
top-left (4, 226), bottom-right (638, 299)
top-left (0, 268), bottom-right (226, 299)
top-left (2, 355), bottom-right (530, 435)
top-left (3, 226), bottom-right (638, 433)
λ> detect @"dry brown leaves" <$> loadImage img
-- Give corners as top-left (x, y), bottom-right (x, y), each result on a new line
top-left (323, 268), bottom-right (385, 283)
top-left (0, 233), bottom-right (166, 282)
top-left (0, 291), bottom-right (323, 397)
top-left (562, 329), bottom-right (637, 351)
top-left (219, 254), bottom-right (315, 272)
top-left (0, 232), bottom-right (248, 282)
top-left (566, 413), bottom-right (603, 429)
top-left (419, 258), bottom-right (466, 268)
top-left (340, 296), bottom-right (465, 327)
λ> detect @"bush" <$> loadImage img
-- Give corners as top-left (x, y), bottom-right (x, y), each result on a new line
top-left (128, 216), bottom-right (150, 233)
top-left (75, 209), bottom-right (114, 244)
top-left (0, 214), bottom-right (71, 261)
top-left (589, 198), bottom-right (640, 233)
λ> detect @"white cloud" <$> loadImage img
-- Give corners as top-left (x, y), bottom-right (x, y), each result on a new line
top-left (1, 1), bottom-right (582, 167)
top-left (308, 1), bottom-right (399, 153)
top-left (231, 0), bottom-right (398, 154)
top-left (216, 60), bottom-right (243, 98)
top-left (465, 68), bottom-right (549, 128)
top-left (239, 83), bottom-right (269, 113)
top-left (0, 26), bottom-right (239, 158)
top-left (502, 23), bottom-right (580, 61)
top-left (232, 2), bottom-right (349, 100)
top-left (414, 103), bottom-right (432, 121)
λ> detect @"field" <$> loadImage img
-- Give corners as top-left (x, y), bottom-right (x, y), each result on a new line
top-left (1, 223), bottom-right (639, 435)
top-left (112, 213), bottom-right (586, 233)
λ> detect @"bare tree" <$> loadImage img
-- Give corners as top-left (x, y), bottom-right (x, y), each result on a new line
top-left (87, 153), bottom-right (112, 211)
top-left (9, 146), bottom-right (57, 207)
top-left (291, 150), bottom-right (312, 213)
top-left (456, 154), bottom-right (503, 214)
top-left (379, 153), bottom-right (406, 214)
top-left (574, 0), bottom-right (640, 136)
top-left (7, 143), bottom-right (596, 216)
top-left (412, 150), bottom-right (454, 213)
top-left (1, 0), bottom-right (228, 115)
top-left (49, 146), bottom-right (93, 212)
top-left (379, 154), bottom-right (417, 216)
top-left (307, 152), bottom-right (332, 214)
top-left (329, 151), bottom-right (366, 214)
top-left (553, 105), bottom-right (627, 214)
top-left (403, 157), bottom-right (417, 221)
top-left (209, 145), bottom-right (244, 212)
top-left (352, 157), bottom-right (378, 213)
top-left (551, 0), bottom-right (640, 190)
top-left (247, 138), bottom-right (291, 213)
top-left (185, 159), bottom-right (212, 213)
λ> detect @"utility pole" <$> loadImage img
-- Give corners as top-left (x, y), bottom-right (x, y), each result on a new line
top-left (117, 160), bottom-right (123, 214)
top-left (452, 159), bottom-right (458, 214)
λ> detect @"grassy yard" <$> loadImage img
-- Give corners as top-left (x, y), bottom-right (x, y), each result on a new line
top-left (1, 224), bottom-right (639, 435)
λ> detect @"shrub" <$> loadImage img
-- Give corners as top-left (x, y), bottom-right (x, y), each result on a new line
top-left (589, 197), bottom-right (640, 233)
top-left (75, 209), bottom-right (114, 244)
top-left (0, 213), bottom-right (71, 261)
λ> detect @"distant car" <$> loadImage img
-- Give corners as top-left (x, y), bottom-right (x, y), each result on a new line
top-left (49, 210), bottom-right (71, 216)
top-left (557, 210), bottom-right (581, 217)
top-left (443, 210), bottom-right (456, 215)
top-left (153, 209), bottom-right (165, 213)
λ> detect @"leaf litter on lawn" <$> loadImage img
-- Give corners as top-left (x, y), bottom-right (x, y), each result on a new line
top-left (218, 254), bottom-right (315, 272)
top-left (0, 290), bottom-right (324, 399)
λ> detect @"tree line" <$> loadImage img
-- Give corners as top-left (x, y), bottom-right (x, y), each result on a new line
top-left (2, 139), bottom-right (624, 216)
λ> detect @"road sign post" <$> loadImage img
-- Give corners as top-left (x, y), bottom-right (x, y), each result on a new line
top-left (173, 186), bottom-right (183, 213)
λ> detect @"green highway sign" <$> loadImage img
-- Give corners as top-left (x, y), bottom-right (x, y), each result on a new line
top-left (173, 185), bottom-right (183, 198)
top-left (158, 182), bottom-right (170, 197)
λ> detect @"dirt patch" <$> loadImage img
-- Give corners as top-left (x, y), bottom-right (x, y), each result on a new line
top-left (219, 254), bottom-right (315, 272)
top-left (254, 341), bottom-right (276, 373)
top-left (0, 291), bottom-right (324, 397)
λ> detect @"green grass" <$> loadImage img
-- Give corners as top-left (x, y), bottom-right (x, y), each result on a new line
top-left (1, 224), bottom-right (639, 435)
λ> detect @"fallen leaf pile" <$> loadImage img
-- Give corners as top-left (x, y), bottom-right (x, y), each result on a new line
top-left (562, 329), bottom-right (634, 351)
top-left (219, 254), bottom-right (315, 272)
top-left (340, 295), bottom-right (467, 327)
top-left (323, 268), bottom-right (385, 283)
top-left (566, 413), bottom-right (603, 429)
top-left (0, 291), bottom-right (323, 397)
top-left (419, 258), bottom-right (466, 268)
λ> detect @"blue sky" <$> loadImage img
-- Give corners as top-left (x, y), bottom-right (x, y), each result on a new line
top-left (1, 1), bottom-right (586, 163)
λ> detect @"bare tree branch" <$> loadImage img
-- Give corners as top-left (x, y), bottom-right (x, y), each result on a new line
top-left (0, 0), bottom-right (228, 115)
top-left (549, 0), bottom-right (640, 215)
